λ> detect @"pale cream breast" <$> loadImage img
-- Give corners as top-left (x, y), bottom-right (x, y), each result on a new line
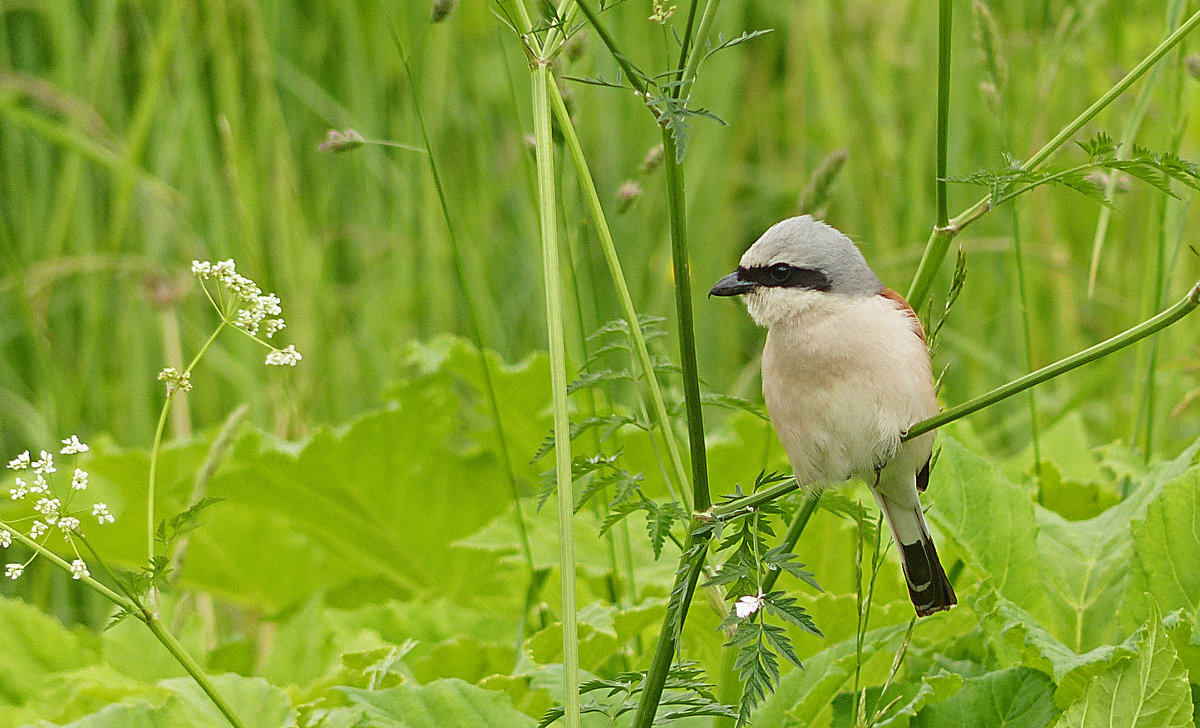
top-left (760, 292), bottom-right (939, 486)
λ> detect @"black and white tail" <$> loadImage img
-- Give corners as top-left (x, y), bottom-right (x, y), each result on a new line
top-left (872, 476), bottom-right (957, 617)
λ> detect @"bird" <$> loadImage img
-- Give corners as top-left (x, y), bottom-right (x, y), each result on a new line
top-left (709, 215), bottom-right (956, 617)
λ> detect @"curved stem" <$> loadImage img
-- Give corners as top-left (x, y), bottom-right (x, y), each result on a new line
top-left (548, 81), bottom-right (692, 506)
top-left (905, 279), bottom-right (1200, 440)
top-left (148, 323), bottom-right (225, 575)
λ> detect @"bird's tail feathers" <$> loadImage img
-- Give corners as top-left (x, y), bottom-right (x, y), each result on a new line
top-left (872, 490), bottom-right (957, 617)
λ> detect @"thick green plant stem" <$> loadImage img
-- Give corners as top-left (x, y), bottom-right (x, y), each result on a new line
top-left (531, 64), bottom-right (581, 728)
top-left (548, 82), bottom-right (692, 505)
top-left (1, 524), bottom-right (249, 728)
top-left (714, 280), bottom-right (1200, 518)
top-left (632, 530), bottom-right (709, 727)
top-left (662, 131), bottom-right (711, 514)
top-left (905, 279), bottom-right (1200, 440)
top-left (935, 0), bottom-right (952, 228)
top-left (907, 8), bottom-right (1200, 305)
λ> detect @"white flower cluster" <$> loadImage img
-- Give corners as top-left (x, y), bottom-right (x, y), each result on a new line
top-left (3, 435), bottom-right (113, 581)
top-left (191, 259), bottom-right (302, 366)
top-left (156, 367), bottom-right (193, 394)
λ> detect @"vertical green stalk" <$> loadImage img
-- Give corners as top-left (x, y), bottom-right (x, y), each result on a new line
top-left (386, 19), bottom-right (538, 643)
top-left (662, 132), bottom-right (711, 513)
top-left (935, 0), bottom-right (952, 229)
top-left (532, 64), bottom-right (580, 728)
top-left (548, 83), bottom-right (692, 505)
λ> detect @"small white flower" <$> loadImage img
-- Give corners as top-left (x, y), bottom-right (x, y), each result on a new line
top-left (71, 468), bottom-right (88, 491)
top-left (92, 503), bottom-right (115, 524)
top-left (265, 344), bottom-right (302, 366)
top-left (191, 260), bottom-right (213, 277)
top-left (31, 451), bottom-right (55, 475)
top-left (69, 559), bottom-right (89, 580)
top-left (34, 497), bottom-right (61, 517)
top-left (28, 474), bottom-right (49, 494)
top-left (734, 592), bottom-right (766, 620)
top-left (29, 521), bottom-right (48, 539)
top-left (10, 477), bottom-right (28, 500)
top-left (58, 517), bottom-right (80, 533)
top-left (0, 530), bottom-right (10, 548)
top-left (59, 435), bottom-right (89, 455)
top-left (7, 450), bottom-right (31, 470)
top-left (263, 318), bottom-right (285, 338)
top-left (5, 563), bottom-right (23, 579)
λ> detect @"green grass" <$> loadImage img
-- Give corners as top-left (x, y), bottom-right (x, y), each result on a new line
top-left (1, 2), bottom-right (1200, 725)
top-left (1, 1), bottom-right (1197, 462)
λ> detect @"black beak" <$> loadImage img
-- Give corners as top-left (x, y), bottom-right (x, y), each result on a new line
top-left (709, 271), bottom-right (757, 297)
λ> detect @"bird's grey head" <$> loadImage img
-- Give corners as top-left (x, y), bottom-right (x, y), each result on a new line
top-left (709, 216), bottom-right (883, 327)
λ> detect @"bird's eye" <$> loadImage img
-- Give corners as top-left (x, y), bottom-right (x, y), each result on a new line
top-left (769, 263), bottom-right (791, 282)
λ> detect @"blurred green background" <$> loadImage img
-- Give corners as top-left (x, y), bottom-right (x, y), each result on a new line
top-left (1, 0), bottom-right (1198, 460)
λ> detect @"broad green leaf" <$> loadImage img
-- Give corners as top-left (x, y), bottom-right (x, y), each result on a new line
top-left (0, 596), bottom-right (99, 706)
top-left (924, 436), bottom-right (1041, 608)
top-left (912, 667), bottom-right (1056, 728)
top-left (1127, 471), bottom-right (1200, 624)
top-left (1057, 604), bottom-right (1194, 728)
top-left (477, 674), bottom-right (554, 720)
top-left (831, 671), bottom-right (962, 728)
top-left (161, 674), bottom-right (293, 728)
top-left (411, 637), bottom-right (517, 685)
top-left (1031, 440), bottom-right (1200, 653)
top-left (975, 589), bottom-right (1138, 708)
top-left (260, 596), bottom-right (341, 690)
top-left (22, 665), bottom-right (168, 726)
top-left (1036, 460), bottom-right (1121, 521)
top-left (341, 679), bottom-right (535, 728)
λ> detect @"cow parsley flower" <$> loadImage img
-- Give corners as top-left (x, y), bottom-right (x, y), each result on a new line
top-left (157, 367), bottom-right (193, 394)
top-left (60, 435), bottom-right (89, 455)
top-left (7, 451), bottom-right (30, 470)
top-left (1, 436), bottom-right (109, 582)
top-left (93, 503), bottom-right (115, 524)
top-left (191, 258), bottom-right (301, 365)
top-left (265, 344), bottom-right (302, 367)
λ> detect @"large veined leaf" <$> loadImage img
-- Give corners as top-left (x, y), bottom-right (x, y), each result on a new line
top-left (341, 679), bottom-right (535, 728)
top-left (911, 667), bottom-right (1056, 728)
top-left (974, 589), bottom-right (1139, 709)
top-left (1057, 605), bottom-right (1194, 728)
top-left (161, 674), bottom-right (293, 728)
top-left (924, 436), bottom-right (1041, 609)
top-left (1030, 440), bottom-right (1200, 653)
top-left (1127, 470), bottom-right (1200, 625)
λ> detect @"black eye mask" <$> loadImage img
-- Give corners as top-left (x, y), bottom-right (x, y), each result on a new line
top-left (738, 264), bottom-right (832, 291)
